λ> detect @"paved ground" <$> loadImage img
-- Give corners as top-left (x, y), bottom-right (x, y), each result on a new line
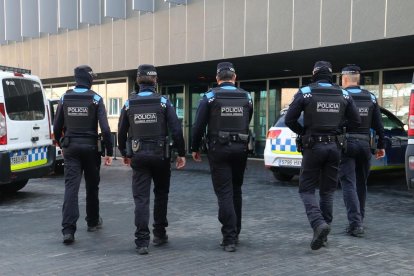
top-left (0, 158), bottom-right (413, 276)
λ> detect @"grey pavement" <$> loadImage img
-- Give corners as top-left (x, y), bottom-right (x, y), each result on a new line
top-left (0, 158), bottom-right (413, 276)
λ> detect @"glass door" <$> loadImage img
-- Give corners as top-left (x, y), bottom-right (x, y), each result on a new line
top-left (160, 85), bottom-right (186, 148)
top-left (239, 81), bottom-right (267, 157)
top-left (268, 78), bottom-right (300, 125)
top-left (161, 85), bottom-right (185, 123)
top-left (188, 84), bottom-right (209, 152)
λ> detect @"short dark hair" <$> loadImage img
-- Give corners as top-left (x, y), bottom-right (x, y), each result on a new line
top-left (136, 75), bottom-right (156, 85)
top-left (217, 70), bottom-right (235, 82)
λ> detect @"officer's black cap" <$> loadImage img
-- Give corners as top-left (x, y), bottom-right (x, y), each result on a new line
top-left (312, 61), bottom-right (332, 74)
top-left (341, 64), bottom-right (361, 75)
top-left (216, 62), bottom-right (236, 74)
top-left (137, 64), bottom-right (157, 77)
top-left (74, 65), bottom-right (97, 79)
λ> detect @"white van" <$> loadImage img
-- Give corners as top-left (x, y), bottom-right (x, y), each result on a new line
top-left (0, 66), bottom-right (55, 193)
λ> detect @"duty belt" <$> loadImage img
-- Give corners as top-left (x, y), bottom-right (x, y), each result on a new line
top-left (347, 133), bottom-right (370, 142)
top-left (213, 131), bottom-right (249, 143)
top-left (312, 135), bottom-right (337, 143)
top-left (69, 137), bottom-right (97, 145)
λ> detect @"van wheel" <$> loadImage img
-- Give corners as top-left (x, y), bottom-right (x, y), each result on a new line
top-left (273, 171), bottom-right (294, 182)
top-left (0, 180), bottom-right (29, 193)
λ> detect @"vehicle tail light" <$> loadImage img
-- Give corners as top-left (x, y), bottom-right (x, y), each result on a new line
top-left (409, 156), bottom-right (414, 170)
top-left (46, 104), bottom-right (52, 140)
top-left (408, 74), bottom-right (414, 136)
top-left (14, 72), bottom-right (24, 77)
top-left (267, 129), bottom-right (282, 139)
top-left (0, 103), bottom-right (7, 145)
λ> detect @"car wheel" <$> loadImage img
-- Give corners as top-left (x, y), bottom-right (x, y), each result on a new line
top-left (0, 180), bottom-right (29, 193)
top-left (272, 171), bottom-right (294, 181)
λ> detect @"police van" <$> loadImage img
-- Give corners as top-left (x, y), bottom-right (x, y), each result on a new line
top-left (265, 108), bottom-right (407, 181)
top-left (0, 66), bottom-right (55, 192)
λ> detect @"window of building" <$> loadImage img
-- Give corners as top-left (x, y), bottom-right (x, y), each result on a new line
top-left (50, 84), bottom-right (68, 99)
top-left (360, 71), bottom-right (380, 99)
top-left (108, 98), bottom-right (122, 116)
top-left (106, 79), bottom-right (127, 118)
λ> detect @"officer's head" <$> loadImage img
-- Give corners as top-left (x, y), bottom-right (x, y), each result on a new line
top-left (312, 61), bottom-right (333, 83)
top-left (74, 65), bottom-right (97, 89)
top-left (341, 64), bottom-right (361, 87)
top-left (216, 62), bottom-right (236, 84)
top-left (136, 64), bottom-right (157, 85)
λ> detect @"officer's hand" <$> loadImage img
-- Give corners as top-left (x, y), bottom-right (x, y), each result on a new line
top-left (192, 151), bottom-right (202, 162)
top-left (375, 149), bottom-right (385, 159)
top-left (104, 156), bottom-right (112, 166)
top-left (176, 156), bottom-right (186, 169)
top-left (122, 157), bottom-right (131, 166)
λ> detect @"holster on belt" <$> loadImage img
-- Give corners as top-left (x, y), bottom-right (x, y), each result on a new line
top-left (238, 133), bottom-right (249, 142)
top-left (164, 137), bottom-right (170, 159)
top-left (301, 135), bottom-right (314, 149)
top-left (295, 135), bottom-right (303, 152)
top-left (218, 131), bottom-right (230, 144)
top-left (217, 131), bottom-right (248, 144)
top-left (97, 134), bottom-right (105, 157)
top-left (370, 132), bottom-right (377, 154)
top-left (60, 137), bottom-right (70, 148)
top-left (337, 134), bottom-right (347, 153)
top-left (126, 139), bottom-right (133, 157)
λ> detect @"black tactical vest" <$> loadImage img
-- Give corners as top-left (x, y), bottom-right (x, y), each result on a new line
top-left (304, 84), bottom-right (347, 134)
top-left (207, 87), bottom-right (250, 137)
top-left (63, 90), bottom-right (98, 133)
top-left (347, 88), bottom-right (374, 134)
top-left (128, 94), bottom-right (167, 140)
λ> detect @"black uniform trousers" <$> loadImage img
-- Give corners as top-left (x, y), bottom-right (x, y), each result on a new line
top-left (339, 138), bottom-right (371, 227)
top-left (299, 141), bottom-right (341, 230)
top-left (207, 142), bottom-right (248, 245)
top-left (62, 143), bottom-right (101, 234)
top-left (130, 151), bottom-right (171, 248)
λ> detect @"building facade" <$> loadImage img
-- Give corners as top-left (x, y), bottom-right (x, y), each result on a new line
top-left (1, 0), bottom-right (414, 155)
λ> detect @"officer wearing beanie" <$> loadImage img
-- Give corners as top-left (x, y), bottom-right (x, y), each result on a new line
top-left (285, 61), bottom-right (360, 250)
top-left (339, 65), bottom-right (385, 237)
top-left (117, 64), bottom-right (186, 255)
top-left (53, 65), bottom-right (113, 244)
top-left (191, 62), bottom-right (253, 252)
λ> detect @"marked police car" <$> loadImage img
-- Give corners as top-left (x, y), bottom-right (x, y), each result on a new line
top-left (405, 73), bottom-right (414, 191)
top-left (264, 107), bottom-right (407, 181)
top-left (0, 66), bottom-right (55, 192)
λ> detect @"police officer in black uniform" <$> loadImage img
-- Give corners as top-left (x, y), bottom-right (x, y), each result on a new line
top-left (54, 65), bottom-right (113, 244)
top-left (118, 64), bottom-right (186, 255)
top-left (191, 62), bottom-right (253, 253)
top-left (339, 65), bottom-right (385, 237)
top-left (285, 61), bottom-right (360, 250)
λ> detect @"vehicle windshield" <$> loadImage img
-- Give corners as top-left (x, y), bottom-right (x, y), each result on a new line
top-left (274, 111), bottom-right (304, 127)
